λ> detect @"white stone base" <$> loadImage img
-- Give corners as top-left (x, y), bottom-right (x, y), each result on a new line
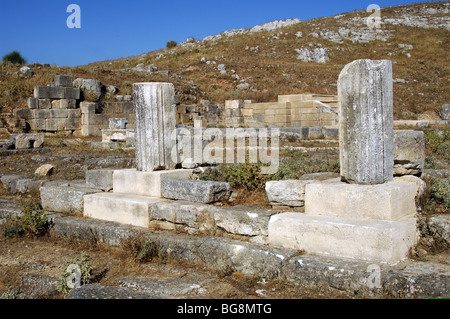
top-left (112, 169), bottom-right (193, 197)
top-left (305, 180), bottom-right (417, 220)
top-left (268, 213), bottom-right (418, 264)
top-left (83, 192), bottom-right (166, 228)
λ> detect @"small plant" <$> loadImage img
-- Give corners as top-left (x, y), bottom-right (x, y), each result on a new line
top-left (2, 51), bottom-right (26, 65)
top-left (222, 162), bottom-right (270, 191)
top-left (1, 287), bottom-right (20, 299)
top-left (57, 252), bottom-right (92, 296)
top-left (137, 240), bottom-right (159, 262)
top-left (430, 178), bottom-right (450, 210)
top-left (166, 40), bottom-right (178, 49)
top-left (3, 202), bottom-right (49, 238)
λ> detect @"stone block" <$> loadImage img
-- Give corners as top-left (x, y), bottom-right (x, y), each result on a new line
top-left (68, 109), bottom-right (81, 118)
top-left (161, 179), bottom-right (230, 203)
top-left (60, 99), bottom-right (77, 109)
top-left (149, 200), bottom-right (213, 233)
top-left (9, 133), bottom-right (44, 149)
top-left (109, 118), bottom-right (128, 129)
top-left (54, 75), bottom-right (73, 87)
top-left (211, 205), bottom-right (276, 238)
top-left (31, 109), bottom-right (50, 119)
top-left (394, 130), bottom-right (425, 176)
top-left (440, 104), bottom-right (450, 120)
top-left (83, 193), bottom-right (164, 228)
top-left (113, 169), bottom-right (193, 197)
top-left (45, 118), bottom-right (66, 131)
top-left (304, 180), bottom-right (417, 221)
top-left (338, 59), bottom-right (394, 185)
top-left (64, 118), bottom-right (81, 130)
top-left (80, 102), bottom-right (97, 114)
top-left (133, 83), bottom-right (176, 171)
top-left (268, 213), bottom-right (417, 264)
top-left (265, 180), bottom-right (312, 207)
top-left (64, 87), bottom-right (81, 100)
top-left (40, 184), bottom-right (101, 214)
top-left (34, 86), bottom-right (66, 99)
top-left (38, 99), bottom-right (52, 109)
top-left (29, 119), bottom-right (46, 131)
top-left (27, 97), bottom-right (39, 109)
top-left (86, 169), bottom-right (114, 191)
top-left (50, 109), bottom-right (68, 118)
top-left (51, 100), bottom-right (61, 109)
top-left (81, 125), bottom-right (102, 137)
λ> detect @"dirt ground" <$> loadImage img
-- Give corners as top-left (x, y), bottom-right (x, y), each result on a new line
top-left (0, 229), bottom-right (353, 299)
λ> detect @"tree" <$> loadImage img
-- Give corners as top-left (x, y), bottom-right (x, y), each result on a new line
top-left (2, 51), bottom-right (26, 65)
top-left (166, 40), bottom-right (177, 49)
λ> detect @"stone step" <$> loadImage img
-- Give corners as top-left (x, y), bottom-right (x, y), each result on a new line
top-left (83, 192), bottom-right (166, 228)
top-left (305, 180), bottom-right (417, 221)
top-left (160, 179), bottom-right (230, 203)
top-left (268, 212), bottom-right (418, 265)
top-left (112, 169), bottom-right (193, 197)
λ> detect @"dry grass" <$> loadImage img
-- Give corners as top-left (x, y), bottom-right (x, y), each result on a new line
top-left (0, 2), bottom-right (448, 122)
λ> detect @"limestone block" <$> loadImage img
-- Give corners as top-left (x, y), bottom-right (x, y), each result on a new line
top-left (265, 180), bottom-right (312, 207)
top-left (29, 119), bottom-right (46, 131)
top-left (440, 104), bottom-right (450, 120)
top-left (64, 118), bottom-right (81, 130)
top-left (83, 193), bottom-right (164, 228)
top-left (304, 180), bottom-right (417, 220)
top-left (211, 205), bottom-right (276, 238)
top-left (51, 100), bottom-right (61, 109)
top-left (40, 184), bottom-right (101, 214)
top-left (34, 86), bottom-right (66, 99)
top-left (81, 125), bottom-right (102, 137)
top-left (338, 59), bottom-right (394, 185)
top-left (86, 169), bottom-right (114, 191)
top-left (161, 179), bottom-right (231, 204)
top-left (80, 102), bottom-right (97, 114)
top-left (225, 100), bottom-right (243, 109)
top-left (149, 200), bottom-right (213, 233)
top-left (113, 169), bottom-right (193, 197)
top-left (67, 109), bottom-right (81, 118)
top-left (268, 212), bottom-right (418, 264)
top-left (50, 109), bottom-right (69, 118)
top-left (27, 97), bottom-right (39, 109)
top-left (45, 118), bottom-right (66, 131)
top-left (109, 118), bottom-right (128, 129)
top-left (31, 109), bottom-right (50, 119)
top-left (60, 99), bottom-right (77, 109)
top-left (133, 82), bottom-right (176, 171)
top-left (34, 164), bottom-right (54, 177)
top-left (9, 133), bottom-right (44, 149)
top-left (54, 75), bottom-right (73, 87)
top-left (394, 130), bottom-right (425, 175)
top-left (38, 99), bottom-right (52, 109)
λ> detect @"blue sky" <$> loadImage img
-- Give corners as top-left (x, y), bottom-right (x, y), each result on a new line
top-left (0, 0), bottom-right (428, 67)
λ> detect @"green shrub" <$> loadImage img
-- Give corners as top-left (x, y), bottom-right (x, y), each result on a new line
top-left (57, 252), bottom-right (92, 296)
top-left (166, 40), bottom-right (178, 49)
top-left (3, 203), bottom-right (49, 238)
top-left (137, 240), bottom-right (159, 262)
top-left (2, 51), bottom-right (26, 65)
top-left (222, 163), bottom-right (270, 191)
top-left (424, 129), bottom-right (450, 161)
top-left (430, 178), bottom-right (450, 209)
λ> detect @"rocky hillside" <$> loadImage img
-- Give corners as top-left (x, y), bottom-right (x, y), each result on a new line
top-left (1, 1), bottom-right (449, 123)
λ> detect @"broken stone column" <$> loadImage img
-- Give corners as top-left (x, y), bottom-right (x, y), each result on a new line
top-left (133, 83), bottom-right (176, 171)
top-left (338, 59), bottom-right (394, 185)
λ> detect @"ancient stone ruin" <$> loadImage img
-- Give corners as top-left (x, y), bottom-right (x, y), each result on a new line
top-left (268, 59), bottom-right (418, 264)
